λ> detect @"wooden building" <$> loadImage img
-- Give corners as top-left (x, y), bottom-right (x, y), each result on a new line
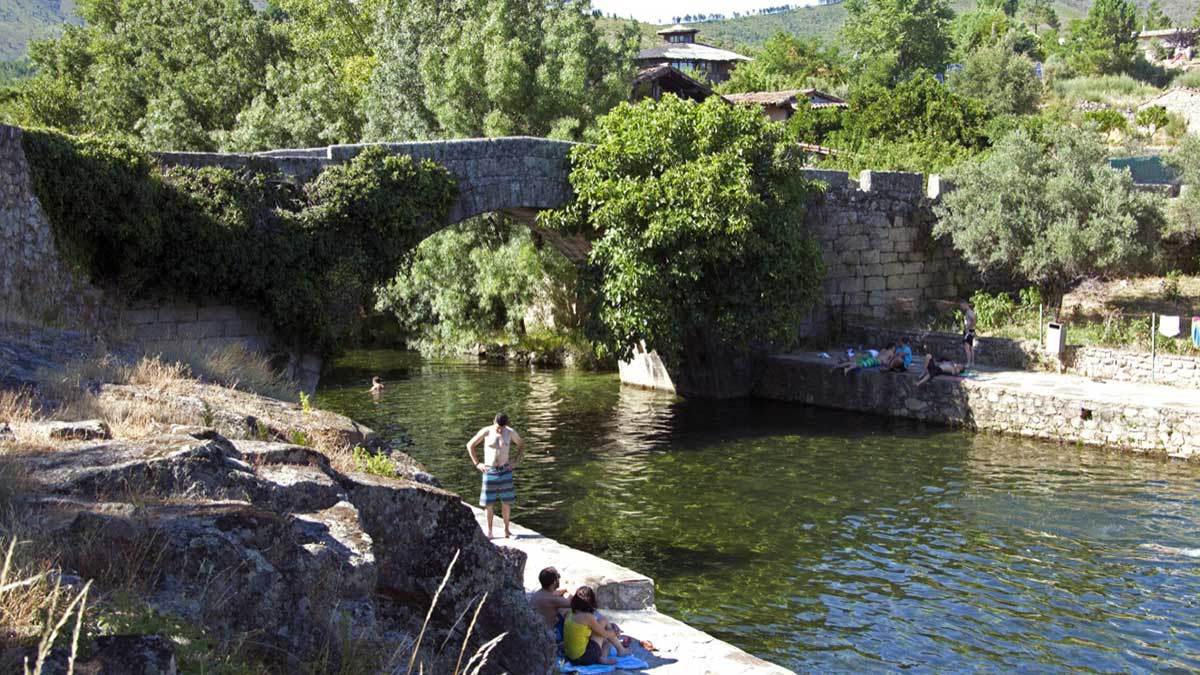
top-left (631, 64), bottom-right (716, 102)
top-left (634, 24), bottom-right (751, 84)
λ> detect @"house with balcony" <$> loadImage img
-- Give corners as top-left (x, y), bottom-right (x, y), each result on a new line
top-left (634, 24), bottom-right (751, 84)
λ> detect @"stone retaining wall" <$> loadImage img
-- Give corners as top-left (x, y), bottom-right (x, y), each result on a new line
top-left (756, 354), bottom-right (1200, 459)
top-left (798, 170), bottom-right (975, 337)
top-left (0, 123), bottom-right (112, 329)
top-left (1066, 346), bottom-right (1200, 389)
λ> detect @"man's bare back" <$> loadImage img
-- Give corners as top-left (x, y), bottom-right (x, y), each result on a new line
top-left (531, 588), bottom-right (570, 627)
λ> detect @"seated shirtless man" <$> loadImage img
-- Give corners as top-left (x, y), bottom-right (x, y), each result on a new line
top-left (530, 567), bottom-right (572, 643)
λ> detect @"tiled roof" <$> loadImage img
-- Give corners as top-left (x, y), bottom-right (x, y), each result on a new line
top-left (722, 89), bottom-right (847, 109)
top-left (636, 41), bottom-right (751, 63)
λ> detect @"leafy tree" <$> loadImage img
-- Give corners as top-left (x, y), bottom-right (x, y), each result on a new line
top-left (951, 10), bottom-right (1041, 58)
top-left (1141, 0), bottom-right (1172, 30)
top-left (377, 218), bottom-right (581, 354)
top-left (841, 0), bottom-right (954, 84)
top-left (366, 0), bottom-right (637, 141)
top-left (1136, 104), bottom-right (1169, 130)
top-left (224, 0), bottom-right (384, 150)
top-left (542, 96), bottom-right (826, 363)
top-left (716, 33), bottom-right (846, 93)
top-left (979, 0), bottom-right (1018, 17)
top-left (935, 126), bottom-right (1160, 306)
top-left (1163, 134), bottom-right (1200, 238)
top-left (948, 35), bottom-right (1042, 117)
top-left (1021, 0), bottom-right (1059, 35)
top-left (1068, 0), bottom-right (1139, 75)
top-left (14, 0), bottom-right (286, 149)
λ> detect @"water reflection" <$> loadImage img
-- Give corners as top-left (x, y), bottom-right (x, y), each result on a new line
top-left (317, 351), bottom-right (1200, 674)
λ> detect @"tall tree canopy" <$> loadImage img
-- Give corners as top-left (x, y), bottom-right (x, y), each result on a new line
top-left (935, 126), bottom-right (1160, 306)
top-left (543, 96), bottom-right (826, 363)
top-left (716, 33), bottom-right (846, 94)
top-left (1068, 0), bottom-right (1139, 75)
top-left (365, 0), bottom-right (637, 141)
top-left (16, 0), bottom-right (286, 149)
top-left (841, 0), bottom-right (954, 84)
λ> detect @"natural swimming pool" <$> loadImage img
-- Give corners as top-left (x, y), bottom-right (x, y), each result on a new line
top-left (316, 350), bottom-right (1200, 674)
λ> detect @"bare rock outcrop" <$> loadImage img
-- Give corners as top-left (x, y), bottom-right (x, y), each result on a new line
top-left (12, 428), bottom-right (553, 674)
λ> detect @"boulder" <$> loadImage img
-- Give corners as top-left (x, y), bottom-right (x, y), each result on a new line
top-left (39, 420), bottom-right (112, 441)
top-left (77, 635), bottom-right (178, 675)
top-left (346, 472), bottom-right (554, 675)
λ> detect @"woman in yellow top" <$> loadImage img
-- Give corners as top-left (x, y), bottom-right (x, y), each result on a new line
top-left (563, 586), bottom-right (631, 666)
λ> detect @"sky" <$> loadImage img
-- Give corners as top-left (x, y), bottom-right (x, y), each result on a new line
top-left (591, 1), bottom-right (812, 25)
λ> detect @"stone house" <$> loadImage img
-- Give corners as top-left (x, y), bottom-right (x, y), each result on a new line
top-left (634, 24), bottom-right (750, 84)
top-left (721, 89), bottom-right (847, 122)
top-left (1138, 87), bottom-right (1200, 134)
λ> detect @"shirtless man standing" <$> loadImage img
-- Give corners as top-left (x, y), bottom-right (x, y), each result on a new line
top-left (960, 300), bottom-right (977, 368)
top-left (530, 567), bottom-right (572, 643)
top-left (467, 412), bottom-right (525, 539)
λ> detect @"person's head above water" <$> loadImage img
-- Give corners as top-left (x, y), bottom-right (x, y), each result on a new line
top-left (495, 412), bottom-right (509, 428)
top-left (372, 376), bottom-right (382, 385)
top-left (571, 586), bottom-right (597, 613)
top-left (539, 566), bottom-right (560, 590)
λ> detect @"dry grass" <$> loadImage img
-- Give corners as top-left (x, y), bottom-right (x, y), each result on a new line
top-left (0, 538), bottom-right (92, 674)
top-left (1064, 274), bottom-right (1200, 319)
top-left (154, 343), bottom-right (298, 402)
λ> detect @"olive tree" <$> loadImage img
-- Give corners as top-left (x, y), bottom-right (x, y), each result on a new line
top-left (935, 125), bottom-right (1161, 306)
top-left (542, 96), bottom-right (826, 364)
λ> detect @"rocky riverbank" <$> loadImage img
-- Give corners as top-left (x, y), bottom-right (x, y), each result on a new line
top-left (0, 326), bottom-right (553, 673)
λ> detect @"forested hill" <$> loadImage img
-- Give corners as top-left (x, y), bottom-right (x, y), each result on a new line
top-left (0, 0), bottom-right (77, 61)
top-left (4, 0), bottom-right (1200, 60)
top-left (605, 0), bottom-right (1200, 50)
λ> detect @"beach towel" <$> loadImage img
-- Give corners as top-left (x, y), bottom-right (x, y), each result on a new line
top-left (559, 647), bottom-right (650, 674)
top-left (1193, 317), bottom-right (1200, 348)
top-left (1160, 315), bottom-right (1181, 338)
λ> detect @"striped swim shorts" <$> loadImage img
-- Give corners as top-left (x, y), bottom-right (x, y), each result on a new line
top-left (480, 466), bottom-right (516, 506)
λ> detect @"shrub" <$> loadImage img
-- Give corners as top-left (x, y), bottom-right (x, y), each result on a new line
top-left (543, 95), bottom-right (826, 363)
top-left (1049, 74), bottom-right (1160, 106)
top-left (935, 125), bottom-right (1161, 306)
top-left (1135, 105), bottom-right (1169, 130)
top-left (22, 130), bottom-right (457, 353)
top-left (1082, 108), bottom-right (1128, 133)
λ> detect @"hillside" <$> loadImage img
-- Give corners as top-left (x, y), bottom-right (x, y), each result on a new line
top-left (0, 0), bottom-right (76, 60)
top-left (6, 0), bottom-right (1200, 61)
top-left (607, 0), bottom-right (1199, 52)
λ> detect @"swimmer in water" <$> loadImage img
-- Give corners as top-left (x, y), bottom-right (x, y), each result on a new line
top-left (368, 376), bottom-right (384, 393)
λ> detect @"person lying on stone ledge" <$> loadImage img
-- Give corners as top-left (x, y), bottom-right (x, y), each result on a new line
top-left (563, 586), bottom-right (632, 667)
top-left (530, 566), bottom-right (572, 645)
top-left (832, 343), bottom-right (896, 375)
top-left (915, 353), bottom-right (965, 387)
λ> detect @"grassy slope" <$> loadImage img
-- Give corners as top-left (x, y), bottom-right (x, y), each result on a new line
top-left (0, 0), bottom-right (76, 60)
top-left (604, 0), bottom-right (1198, 52)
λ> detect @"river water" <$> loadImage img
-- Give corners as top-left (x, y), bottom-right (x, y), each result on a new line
top-left (316, 350), bottom-right (1200, 674)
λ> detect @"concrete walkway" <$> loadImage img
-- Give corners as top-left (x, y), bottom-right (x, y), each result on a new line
top-left (472, 508), bottom-right (794, 675)
top-left (759, 353), bottom-right (1200, 458)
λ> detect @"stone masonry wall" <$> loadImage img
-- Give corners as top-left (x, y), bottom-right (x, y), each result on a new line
top-left (1065, 346), bottom-right (1200, 389)
top-left (756, 354), bottom-right (1200, 459)
top-left (0, 123), bottom-right (112, 329)
top-left (799, 169), bottom-right (974, 338)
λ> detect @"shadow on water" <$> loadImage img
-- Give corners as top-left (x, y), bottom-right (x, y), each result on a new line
top-left (317, 350), bottom-right (1200, 675)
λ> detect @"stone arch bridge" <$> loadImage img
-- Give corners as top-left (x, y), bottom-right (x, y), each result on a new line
top-left (155, 137), bottom-right (592, 261)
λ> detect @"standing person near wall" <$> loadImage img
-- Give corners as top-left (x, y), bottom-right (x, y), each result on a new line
top-left (467, 412), bottom-right (525, 539)
top-left (961, 300), bottom-right (977, 368)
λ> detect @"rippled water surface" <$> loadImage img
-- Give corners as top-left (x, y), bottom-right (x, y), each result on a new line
top-left (316, 351), bottom-right (1200, 674)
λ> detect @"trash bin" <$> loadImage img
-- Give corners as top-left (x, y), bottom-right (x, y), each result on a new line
top-left (1046, 322), bottom-right (1066, 354)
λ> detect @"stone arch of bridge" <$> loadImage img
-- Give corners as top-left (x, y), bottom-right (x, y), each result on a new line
top-left (155, 137), bottom-right (591, 262)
